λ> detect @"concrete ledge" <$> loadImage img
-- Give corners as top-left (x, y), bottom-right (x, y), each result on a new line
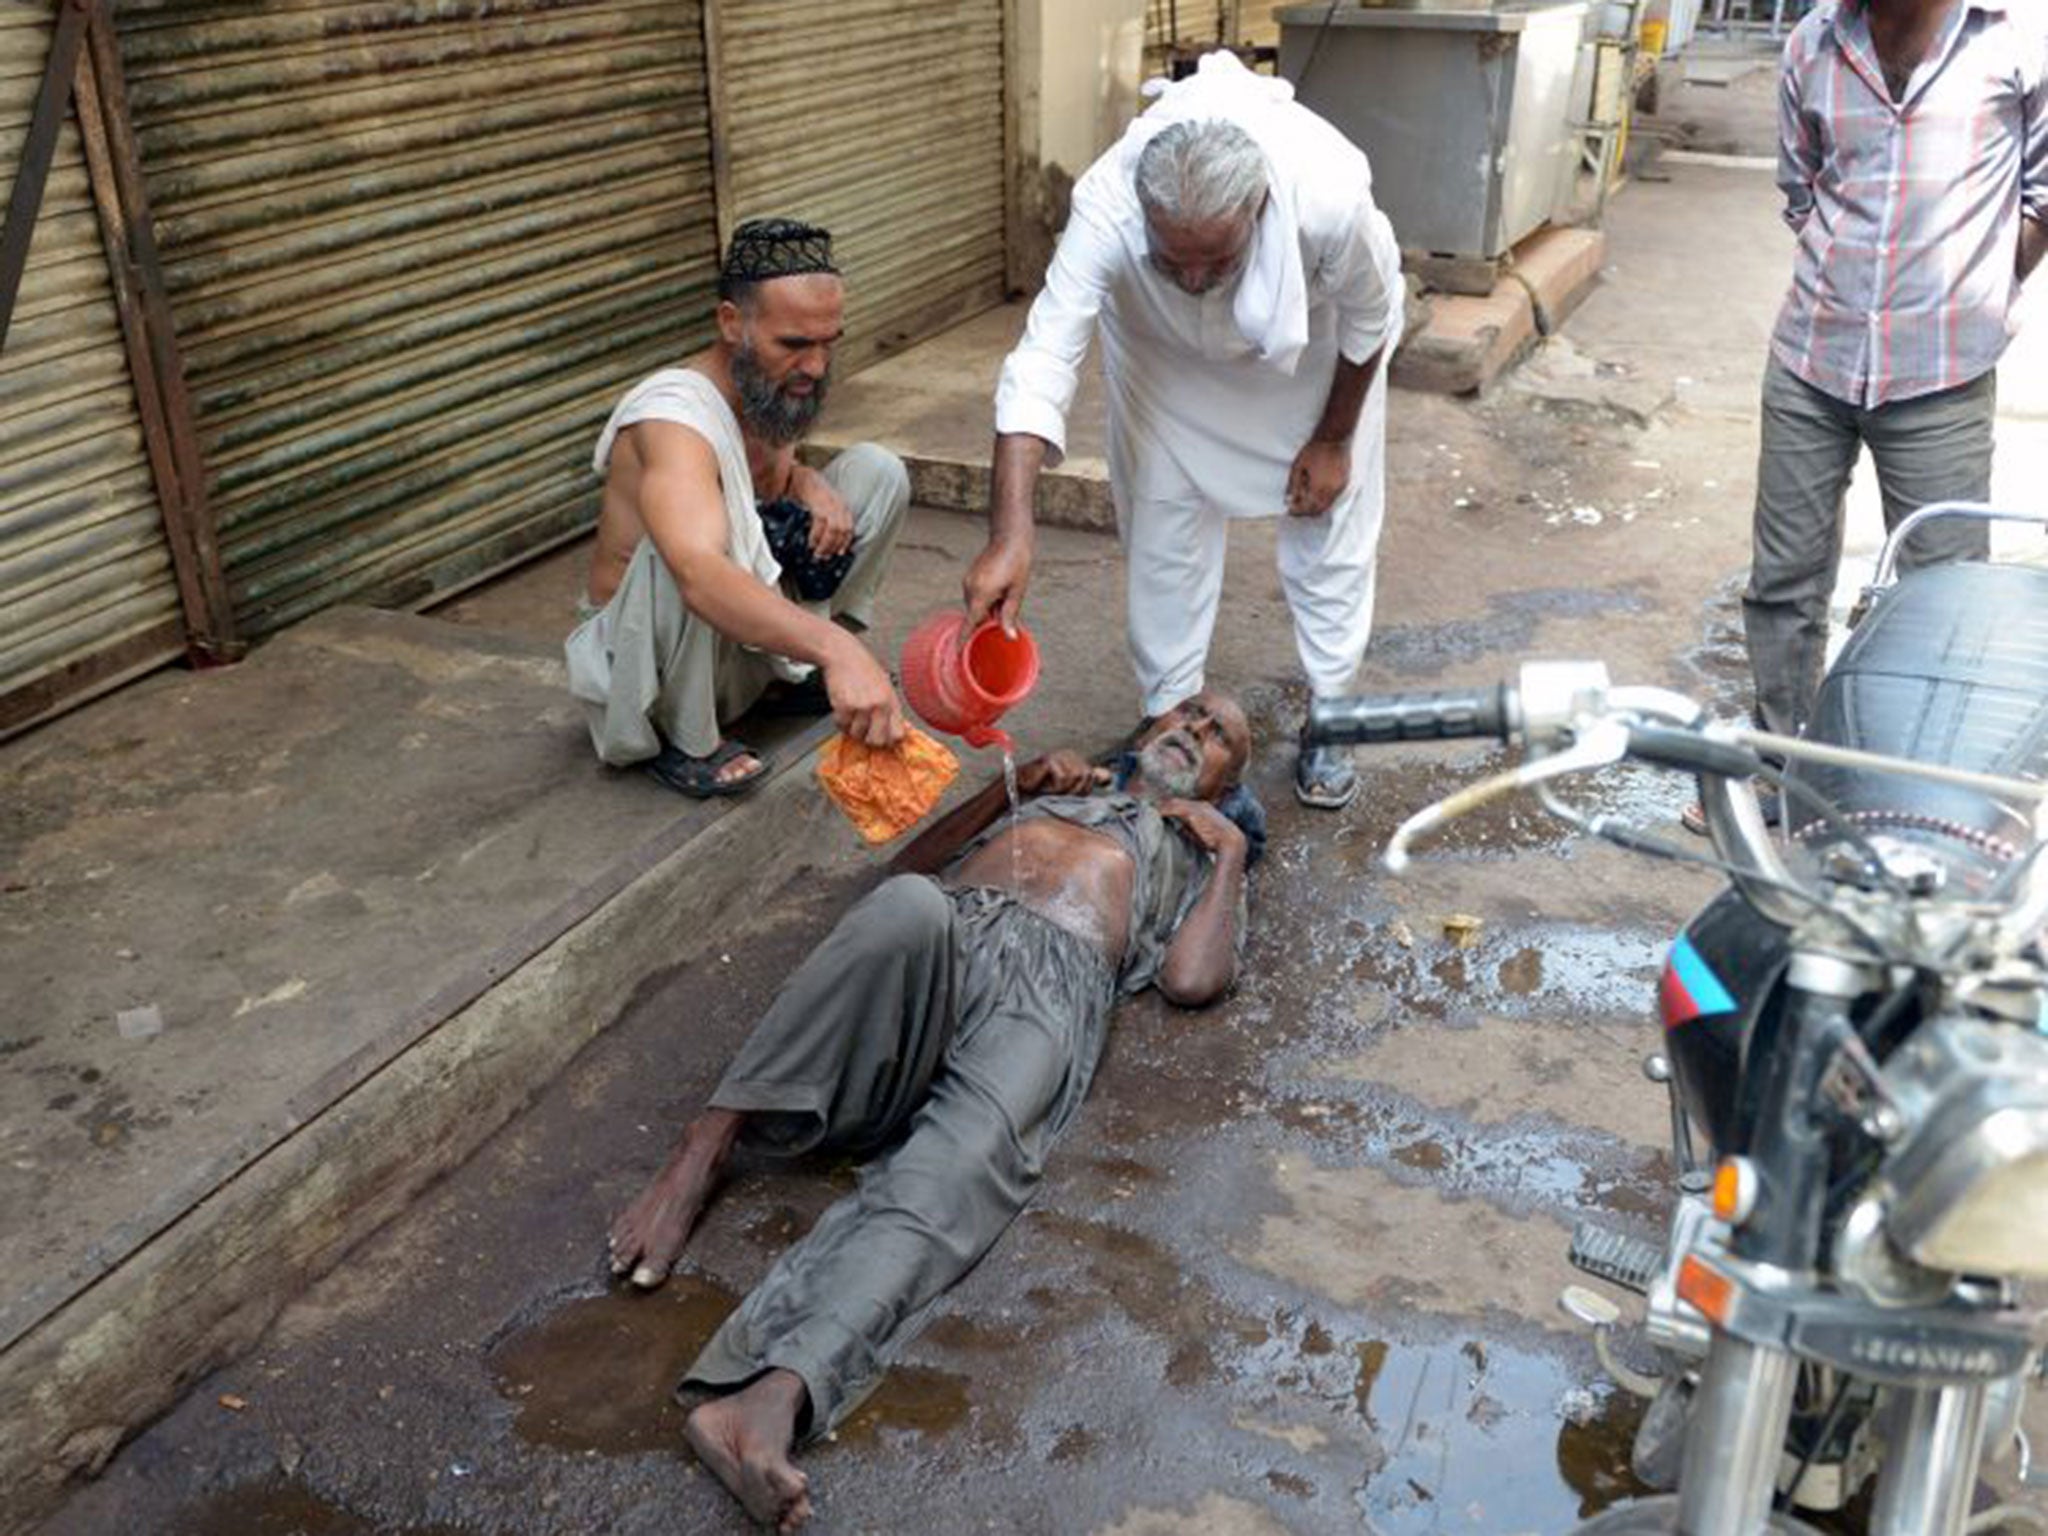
top-left (804, 441), bottom-right (1114, 534)
top-left (1392, 283), bottom-right (1539, 396)
top-left (1392, 227), bottom-right (1606, 396)
top-left (1511, 226), bottom-right (1607, 336)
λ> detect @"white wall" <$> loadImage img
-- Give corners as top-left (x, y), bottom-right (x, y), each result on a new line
top-left (1035, 0), bottom-right (1147, 182)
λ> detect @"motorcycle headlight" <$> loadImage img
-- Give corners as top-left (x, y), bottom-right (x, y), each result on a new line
top-left (1881, 1018), bottom-right (2048, 1281)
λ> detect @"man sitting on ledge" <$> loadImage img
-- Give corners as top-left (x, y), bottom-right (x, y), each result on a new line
top-left (606, 691), bottom-right (1259, 1531)
top-left (566, 217), bottom-right (911, 798)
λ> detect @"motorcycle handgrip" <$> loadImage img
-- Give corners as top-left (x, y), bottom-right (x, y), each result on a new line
top-left (1307, 686), bottom-right (1514, 746)
top-left (1624, 725), bottom-right (1767, 781)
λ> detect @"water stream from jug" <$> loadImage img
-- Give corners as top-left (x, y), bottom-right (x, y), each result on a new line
top-left (1001, 748), bottom-right (1022, 894)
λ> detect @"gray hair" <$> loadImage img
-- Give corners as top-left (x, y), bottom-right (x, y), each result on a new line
top-left (1133, 120), bottom-right (1268, 227)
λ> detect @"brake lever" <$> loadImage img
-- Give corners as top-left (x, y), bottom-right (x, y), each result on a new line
top-left (1384, 719), bottom-right (1631, 873)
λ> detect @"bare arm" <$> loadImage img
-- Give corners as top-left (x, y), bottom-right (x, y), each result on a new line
top-left (634, 422), bottom-right (903, 745)
top-left (1287, 344), bottom-right (1386, 517)
top-left (2021, 217), bottom-right (2047, 283)
top-left (1312, 349), bottom-right (1381, 444)
top-left (1154, 800), bottom-right (1248, 1007)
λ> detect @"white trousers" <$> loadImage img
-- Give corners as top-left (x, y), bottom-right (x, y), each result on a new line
top-left (1116, 371), bottom-right (1387, 718)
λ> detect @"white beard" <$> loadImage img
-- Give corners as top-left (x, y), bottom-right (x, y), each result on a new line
top-left (1135, 730), bottom-right (1201, 796)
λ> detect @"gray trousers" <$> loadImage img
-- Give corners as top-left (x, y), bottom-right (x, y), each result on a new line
top-left (568, 443), bottom-right (910, 765)
top-left (683, 876), bottom-right (1116, 1439)
top-left (1743, 357), bottom-right (1994, 737)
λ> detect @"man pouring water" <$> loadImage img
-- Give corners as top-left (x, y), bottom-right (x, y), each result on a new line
top-left (965, 51), bottom-right (1404, 809)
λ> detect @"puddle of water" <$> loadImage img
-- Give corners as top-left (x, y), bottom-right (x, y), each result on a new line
top-left (831, 1364), bottom-right (973, 1444)
top-left (1348, 1334), bottom-right (1653, 1529)
top-left (1327, 918), bottom-right (1664, 1028)
top-left (166, 1478), bottom-right (469, 1536)
top-left (488, 1274), bottom-right (737, 1455)
top-left (1269, 1090), bottom-right (1672, 1223)
top-left (1498, 947), bottom-right (1545, 995)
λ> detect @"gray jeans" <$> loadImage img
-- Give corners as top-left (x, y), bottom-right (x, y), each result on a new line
top-left (1742, 356), bottom-right (1994, 738)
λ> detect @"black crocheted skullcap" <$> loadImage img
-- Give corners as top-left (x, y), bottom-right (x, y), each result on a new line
top-left (720, 217), bottom-right (838, 298)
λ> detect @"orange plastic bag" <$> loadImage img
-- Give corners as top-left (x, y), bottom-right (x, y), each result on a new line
top-left (816, 727), bottom-right (961, 845)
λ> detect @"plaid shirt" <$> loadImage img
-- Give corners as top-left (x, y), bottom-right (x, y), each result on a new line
top-left (1772, 0), bottom-right (2048, 407)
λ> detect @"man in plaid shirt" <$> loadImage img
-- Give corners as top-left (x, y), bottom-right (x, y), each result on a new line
top-left (1743, 0), bottom-right (2046, 754)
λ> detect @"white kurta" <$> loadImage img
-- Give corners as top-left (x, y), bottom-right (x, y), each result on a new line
top-left (995, 52), bottom-right (1403, 713)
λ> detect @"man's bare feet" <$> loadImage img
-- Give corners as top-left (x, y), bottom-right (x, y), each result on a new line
top-left (685, 1370), bottom-right (813, 1532)
top-left (607, 1109), bottom-right (743, 1289)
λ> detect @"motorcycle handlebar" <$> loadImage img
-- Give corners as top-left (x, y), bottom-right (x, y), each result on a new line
top-left (1306, 686), bottom-right (1516, 747)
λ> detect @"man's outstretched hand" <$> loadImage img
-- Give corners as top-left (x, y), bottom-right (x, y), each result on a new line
top-left (1017, 751), bottom-right (1111, 797)
top-left (824, 638), bottom-right (906, 747)
top-left (963, 537), bottom-right (1032, 636)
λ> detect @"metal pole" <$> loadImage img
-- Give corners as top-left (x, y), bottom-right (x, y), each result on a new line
top-left (71, 3), bottom-right (240, 660)
top-left (1676, 1337), bottom-right (1802, 1535)
top-left (1870, 1385), bottom-right (1992, 1536)
top-left (0, 0), bottom-right (92, 356)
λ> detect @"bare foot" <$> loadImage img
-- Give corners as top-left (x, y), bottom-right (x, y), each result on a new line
top-left (685, 1370), bottom-right (813, 1531)
top-left (607, 1109), bottom-right (743, 1289)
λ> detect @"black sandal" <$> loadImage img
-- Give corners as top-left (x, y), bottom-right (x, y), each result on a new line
top-left (643, 738), bottom-right (771, 798)
top-left (1295, 733), bottom-right (1359, 810)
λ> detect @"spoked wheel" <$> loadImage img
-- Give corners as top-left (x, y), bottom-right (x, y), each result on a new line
top-left (1568, 1496), bottom-right (1828, 1534)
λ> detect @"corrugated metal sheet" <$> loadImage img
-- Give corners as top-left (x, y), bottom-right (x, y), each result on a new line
top-left (716, 0), bottom-right (1006, 370)
top-left (1, 2), bottom-right (185, 736)
top-left (111, 0), bottom-right (722, 637)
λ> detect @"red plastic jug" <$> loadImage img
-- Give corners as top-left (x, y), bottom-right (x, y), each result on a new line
top-left (899, 611), bottom-right (1040, 751)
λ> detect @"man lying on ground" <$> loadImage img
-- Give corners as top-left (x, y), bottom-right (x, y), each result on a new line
top-left (606, 691), bottom-right (1259, 1531)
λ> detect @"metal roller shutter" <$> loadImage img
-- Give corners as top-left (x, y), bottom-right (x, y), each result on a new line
top-left (713, 0), bottom-right (1006, 370)
top-left (112, 0), bottom-right (722, 638)
top-left (1, 1), bottom-right (185, 734)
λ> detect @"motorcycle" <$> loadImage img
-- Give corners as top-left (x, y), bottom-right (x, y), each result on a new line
top-left (1305, 503), bottom-right (2048, 1535)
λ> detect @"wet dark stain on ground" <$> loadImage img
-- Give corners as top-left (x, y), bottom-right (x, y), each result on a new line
top-left (1268, 1088), bottom-right (1672, 1225)
top-left (1365, 586), bottom-right (1655, 678)
top-left (1027, 1209), bottom-right (1269, 1384)
top-left (920, 1310), bottom-right (1033, 1354)
top-left (1048, 1422), bottom-right (1098, 1463)
top-left (1676, 572), bottom-right (1756, 721)
top-left (1326, 914), bottom-right (1663, 1031)
top-left (1266, 1469), bottom-right (1317, 1499)
top-left (166, 1478), bottom-right (468, 1536)
top-left (830, 1365), bottom-right (974, 1445)
top-left (489, 1274), bottom-right (737, 1455)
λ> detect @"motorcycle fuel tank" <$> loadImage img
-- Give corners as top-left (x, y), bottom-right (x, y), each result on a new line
top-left (1659, 889), bottom-right (1787, 1153)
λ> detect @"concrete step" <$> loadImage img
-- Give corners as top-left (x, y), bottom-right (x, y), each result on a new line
top-left (1393, 227), bottom-right (1609, 397)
